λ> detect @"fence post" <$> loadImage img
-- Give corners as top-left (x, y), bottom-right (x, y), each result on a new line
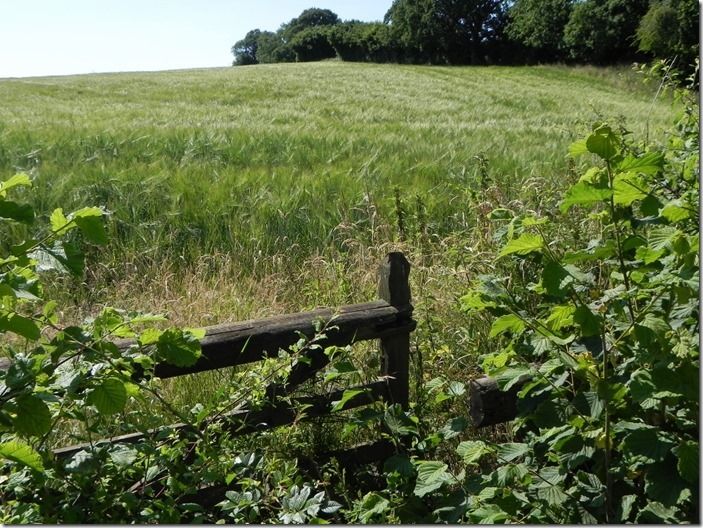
top-left (378, 252), bottom-right (412, 409)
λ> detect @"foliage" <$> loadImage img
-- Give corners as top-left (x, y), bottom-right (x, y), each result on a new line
top-left (328, 22), bottom-right (398, 63)
top-left (636, 0), bottom-right (699, 77)
top-left (364, 83), bottom-right (698, 523)
top-left (290, 26), bottom-right (337, 63)
top-left (563, 0), bottom-right (649, 63)
top-left (280, 8), bottom-right (341, 41)
top-left (506, 0), bottom-right (573, 62)
top-left (231, 29), bottom-right (262, 66)
top-left (384, 0), bottom-right (509, 64)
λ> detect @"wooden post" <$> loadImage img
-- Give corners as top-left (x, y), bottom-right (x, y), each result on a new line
top-left (469, 376), bottom-right (526, 428)
top-left (378, 252), bottom-right (412, 409)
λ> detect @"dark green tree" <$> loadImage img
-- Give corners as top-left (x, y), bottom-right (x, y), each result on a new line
top-left (506, 0), bottom-right (573, 61)
top-left (282, 8), bottom-right (341, 40)
top-left (231, 29), bottom-right (262, 65)
top-left (563, 0), bottom-right (649, 63)
top-left (290, 26), bottom-right (337, 62)
top-left (256, 31), bottom-right (295, 63)
top-left (384, 0), bottom-right (508, 64)
top-left (636, 0), bottom-right (699, 71)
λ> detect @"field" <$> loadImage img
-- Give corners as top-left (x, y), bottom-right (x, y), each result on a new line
top-left (0, 61), bottom-right (675, 407)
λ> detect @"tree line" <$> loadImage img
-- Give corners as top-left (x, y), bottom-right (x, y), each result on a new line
top-left (232, 0), bottom-right (698, 70)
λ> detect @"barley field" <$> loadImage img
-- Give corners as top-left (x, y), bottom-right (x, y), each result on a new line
top-left (0, 61), bottom-right (675, 408)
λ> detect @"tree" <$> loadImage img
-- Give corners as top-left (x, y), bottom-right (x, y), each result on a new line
top-left (290, 26), bottom-right (337, 62)
top-left (563, 0), bottom-right (649, 63)
top-left (256, 31), bottom-right (295, 63)
top-left (282, 8), bottom-right (341, 40)
top-left (232, 29), bottom-right (262, 65)
top-left (636, 0), bottom-right (699, 72)
top-left (506, 0), bottom-right (573, 61)
top-left (384, 0), bottom-right (508, 64)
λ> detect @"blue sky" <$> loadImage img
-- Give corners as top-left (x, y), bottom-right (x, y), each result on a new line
top-left (0, 1), bottom-right (391, 78)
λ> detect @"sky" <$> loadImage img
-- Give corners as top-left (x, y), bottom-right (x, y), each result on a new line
top-left (0, 0), bottom-right (392, 78)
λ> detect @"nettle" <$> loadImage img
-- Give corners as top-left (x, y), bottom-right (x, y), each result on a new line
top-left (359, 88), bottom-right (698, 523)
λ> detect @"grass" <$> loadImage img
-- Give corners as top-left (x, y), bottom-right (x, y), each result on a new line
top-left (0, 61), bottom-right (676, 428)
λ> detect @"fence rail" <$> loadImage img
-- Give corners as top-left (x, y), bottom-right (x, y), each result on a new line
top-left (39, 252), bottom-right (415, 463)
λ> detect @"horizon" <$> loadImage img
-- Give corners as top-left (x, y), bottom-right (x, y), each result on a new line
top-left (0, 0), bottom-right (391, 79)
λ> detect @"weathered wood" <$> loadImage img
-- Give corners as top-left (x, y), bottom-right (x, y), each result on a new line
top-left (469, 376), bottom-right (525, 428)
top-left (0, 300), bottom-right (412, 380)
top-left (53, 380), bottom-right (389, 459)
top-left (378, 252), bottom-right (412, 409)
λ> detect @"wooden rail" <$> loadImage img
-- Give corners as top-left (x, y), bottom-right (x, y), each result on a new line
top-left (46, 252), bottom-right (415, 461)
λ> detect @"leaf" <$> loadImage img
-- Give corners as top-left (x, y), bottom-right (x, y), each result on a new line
top-left (568, 139), bottom-right (589, 157)
top-left (358, 493), bottom-right (389, 522)
top-left (489, 314), bottom-right (525, 338)
top-left (459, 291), bottom-right (495, 312)
top-left (613, 173), bottom-right (649, 206)
top-left (496, 442), bottom-right (529, 462)
top-left (14, 394), bottom-right (52, 437)
top-left (156, 328), bottom-right (202, 367)
top-left (109, 445), bottom-right (138, 467)
top-left (331, 388), bottom-right (366, 412)
top-left (619, 494), bottom-right (637, 522)
top-left (498, 233), bottom-right (544, 257)
top-left (88, 377), bottom-right (127, 415)
top-left (660, 200), bottom-right (692, 223)
top-left (623, 428), bottom-right (676, 464)
top-left (560, 181), bottom-right (612, 213)
top-left (494, 365), bottom-right (532, 391)
top-left (457, 440), bottom-right (493, 465)
top-left (0, 312), bottom-right (41, 340)
top-left (572, 391), bottom-right (604, 419)
top-left (0, 173), bottom-right (32, 195)
top-left (586, 125), bottom-right (618, 160)
top-left (645, 461), bottom-right (690, 506)
top-left (673, 441), bottom-right (698, 484)
top-left (537, 484), bottom-right (568, 506)
top-left (0, 440), bottom-right (43, 472)
top-left (545, 305), bottom-right (575, 331)
top-left (618, 151), bottom-right (664, 174)
top-left (649, 226), bottom-right (681, 251)
top-left (413, 461), bottom-right (452, 497)
top-left (383, 405), bottom-right (418, 436)
top-left (636, 501), bottom-right (678, 523)
top-left (573, 306), bottom-right (602, 337)
top-left (383, 454), bottom-right (415, 477)
top-left (71, 207), bottom-right (107, 245)
top-left (635, 246), bottom-right (666, 264)
top-left (49, 208), bottom-right (72, 233)
top-left (0, 201), bottom-right (35, 224)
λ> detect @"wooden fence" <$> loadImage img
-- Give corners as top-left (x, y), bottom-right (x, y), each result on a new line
top-left (43, 252), bottom-right (416, 464)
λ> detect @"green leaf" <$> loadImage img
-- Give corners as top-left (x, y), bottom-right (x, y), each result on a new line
top-left (88, 377), bottom-right (127, 415)
top-left (0, 174), bottom-right (32, 200)
top-left (645, 461), bottom-right (690, 506)
top-left (560, 181), bottom-right (612, 213)
top-left (496, 442), bottom-right (528, 462)
top-left (572, 391), bottom-right (604, 419)
top-left (0, 440), bottom-right (43, 472)
top-left (156, 328), bottom-right (202, 367)
top-left (413, 461), bottom-right (452, 497)
top-left (331, 388), bottom-right (366, 412)
top-left (586, 125), bottom-right (618, 160)
top-left (635, 246), bottom-right (666, 264)
top-left (623, 428), bottom-right (676, 464)
top-left (613, 173), bottom-right (649, 206)
top-left (545, 305), bottom-right (575, 331)
top-left (0, 312), bottom-right (41, 340)
top-left (459, 291), bottom-right (495, 312)
top-left (383, 405), bottom-right (418, 436)
top-left (673, 441), bottom-right (698, 484)
top-left (660, 200), bottom-right (692, 223)
top-left (619, 494), bottom-right (637, 522)
top-left (649, 226), bottom-right (681, 251)
top-left (618, 151), bottom-right (664, 174)
top-left (109, 445), bottom-right (138, 467)
top-left (573, 306), bottom-right (602, 337)
top-left (0, 201), bottom-right (35, 224)
top-left (14, 394), bottom-right (52, 437)
top-left (494, 365), bottom-right (532, 391)
top-left (498, 233), bottom-right (544, 257)
top-left (536, 484), bottom-right (568, 506)
top-left (489, 314), bottom-right (525, 338)
top-left (383, 454), bottom-right (415, 477)
top-left (568, 139), bottom-right (589, 157)
top-left (357, 493), bottom-right (390, 522)
top-left (636, 501), bottom-right (678, 523)
top-left (49, 208), bottom-right (72, 233)
top-left (71, 207), bottom-right (107, 245)
top-left (457, 440), bottom-right (493, 465)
